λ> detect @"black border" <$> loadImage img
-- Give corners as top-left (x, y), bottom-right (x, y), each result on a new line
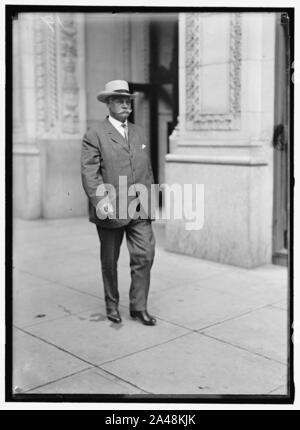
top-left (5, 4), bottom-right (295, 405)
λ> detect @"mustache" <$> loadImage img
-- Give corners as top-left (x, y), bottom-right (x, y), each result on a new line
top-left (120, 108), bottom-right (132, 113)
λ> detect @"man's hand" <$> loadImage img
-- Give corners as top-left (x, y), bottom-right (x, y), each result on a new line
top-left (96, 200), bottom-right (114, 219)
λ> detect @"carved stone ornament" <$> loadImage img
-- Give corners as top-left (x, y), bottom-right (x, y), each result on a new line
top-left (59, 13), bottom-right (80, 134)
top-left (185, 13), bottom-right (242, 131)
top-left (34, 13), bottom-right (81, 136)
top-left (34, 15), bottom-right (49, 136)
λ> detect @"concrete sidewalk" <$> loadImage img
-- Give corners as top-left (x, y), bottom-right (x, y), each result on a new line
top-left (12, 217), bottom-right (289, 396)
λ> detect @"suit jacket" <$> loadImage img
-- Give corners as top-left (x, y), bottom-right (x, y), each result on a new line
top-left (81, 117), bottom-right (155, 228)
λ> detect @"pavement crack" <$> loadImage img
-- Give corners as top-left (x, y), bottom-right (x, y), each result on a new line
top-left (199, 332), bottom-right (288, 366)
top-left (195, 304), bottom-right (280, 332)
top-left (267, 384), bottom-right (288, 394)
top-left (23, 366), bottom-right (94, 394)
top-left (13, 269), bottom-right (56, 285)
top-left (93, 366), bottom-right (151, 395)
top-left (97, 331), bottom-right (193, 367)
top-left (15, 269), bottom-right (106, 301)
top-left (15, 326), bottom-right (97, 367)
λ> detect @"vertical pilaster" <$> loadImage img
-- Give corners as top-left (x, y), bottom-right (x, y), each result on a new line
top-left (166, 12), bottom-right (276, 268)
top-left (13, 12), bottom-right (88, 219)
top-left (13, 14), bottom-right (41, 219)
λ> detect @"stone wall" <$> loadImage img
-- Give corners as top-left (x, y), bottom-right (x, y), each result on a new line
top-left (13, 13), bottom-right (88, 219)
top-left (165, 12), bottom-right (276, 268)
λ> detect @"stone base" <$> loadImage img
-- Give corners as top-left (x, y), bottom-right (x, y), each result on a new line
top-left (13, 139), bottom-right (88, 220)
top-left (40, 139), bottom-right (88, 219)
top-left (165, 160), bottom-right (273, 268)
top-left (13, 147), bottom-right (42, 219)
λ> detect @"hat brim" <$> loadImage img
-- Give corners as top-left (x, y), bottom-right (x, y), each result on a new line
top-left (97, 91), bottom-right (138, 103)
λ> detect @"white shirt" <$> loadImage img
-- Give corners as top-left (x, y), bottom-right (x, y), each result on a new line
top-left (108, 115), bottom-right (128, 139)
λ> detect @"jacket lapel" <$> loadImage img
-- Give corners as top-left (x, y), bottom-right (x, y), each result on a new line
top-left (104, 118), bottom-right (130, 153)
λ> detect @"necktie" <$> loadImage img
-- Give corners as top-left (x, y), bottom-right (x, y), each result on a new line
top-left (121, 123), bottom-right (128, 143)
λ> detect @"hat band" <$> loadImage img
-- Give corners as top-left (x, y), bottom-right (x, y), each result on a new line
top-left (112, 89), bottom-right (131, 94)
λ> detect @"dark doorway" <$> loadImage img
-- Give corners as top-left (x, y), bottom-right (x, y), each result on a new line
top-left (129, 14), bottom-right (179, 185)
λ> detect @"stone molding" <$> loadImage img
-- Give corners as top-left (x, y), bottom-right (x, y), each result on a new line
top-left (34, 16), bottom-right (48, 136)
top-left (165, 153), bottom-right (267, 166)
top-left (60, 14), bottom-right (80, 134)
top-left (13, 145), bottom-right (40, 155)
top-left (185, 12), bottom-right (242, 131)
top-left (34, 13), bottom-right (84, 137)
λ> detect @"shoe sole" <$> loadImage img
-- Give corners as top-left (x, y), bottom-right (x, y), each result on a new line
top-left (130, 314), bottom-right (156, 326)
top-left (107, 317), bottom-right (122, 323)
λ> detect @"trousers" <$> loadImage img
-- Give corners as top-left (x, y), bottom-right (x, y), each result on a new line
top-left (96, 219), bottom-right (155, 312)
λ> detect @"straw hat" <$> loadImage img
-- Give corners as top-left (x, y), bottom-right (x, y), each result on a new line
top-left (97, 80), bottom-right (138, 103)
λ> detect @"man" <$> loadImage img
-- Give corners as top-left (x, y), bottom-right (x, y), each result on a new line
top-left (81, 80), bottom-right (157, 326)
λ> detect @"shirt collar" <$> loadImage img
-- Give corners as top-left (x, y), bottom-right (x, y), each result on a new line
top-left (108, 115), bottom-right (128, 130)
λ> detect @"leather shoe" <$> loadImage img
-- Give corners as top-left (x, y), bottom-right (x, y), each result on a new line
top-left (107, 309), bottom-right (122, 323)
top-left (130, 310), bottom-right (156, 326)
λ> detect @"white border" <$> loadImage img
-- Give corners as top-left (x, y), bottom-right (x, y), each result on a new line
top-left (0, 0), bottom-right (299, 411)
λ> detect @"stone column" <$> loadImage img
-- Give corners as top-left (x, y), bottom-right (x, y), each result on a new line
top-left (13, 12), bottom-right (87, 219)
top-left (13, 14), bottom-right (42, 219)
top-left (165, 12), bottom-right (276, 268)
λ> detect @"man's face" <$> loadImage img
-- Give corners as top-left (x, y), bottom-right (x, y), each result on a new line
top-left (107, 96), bottom-right (132, 123)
